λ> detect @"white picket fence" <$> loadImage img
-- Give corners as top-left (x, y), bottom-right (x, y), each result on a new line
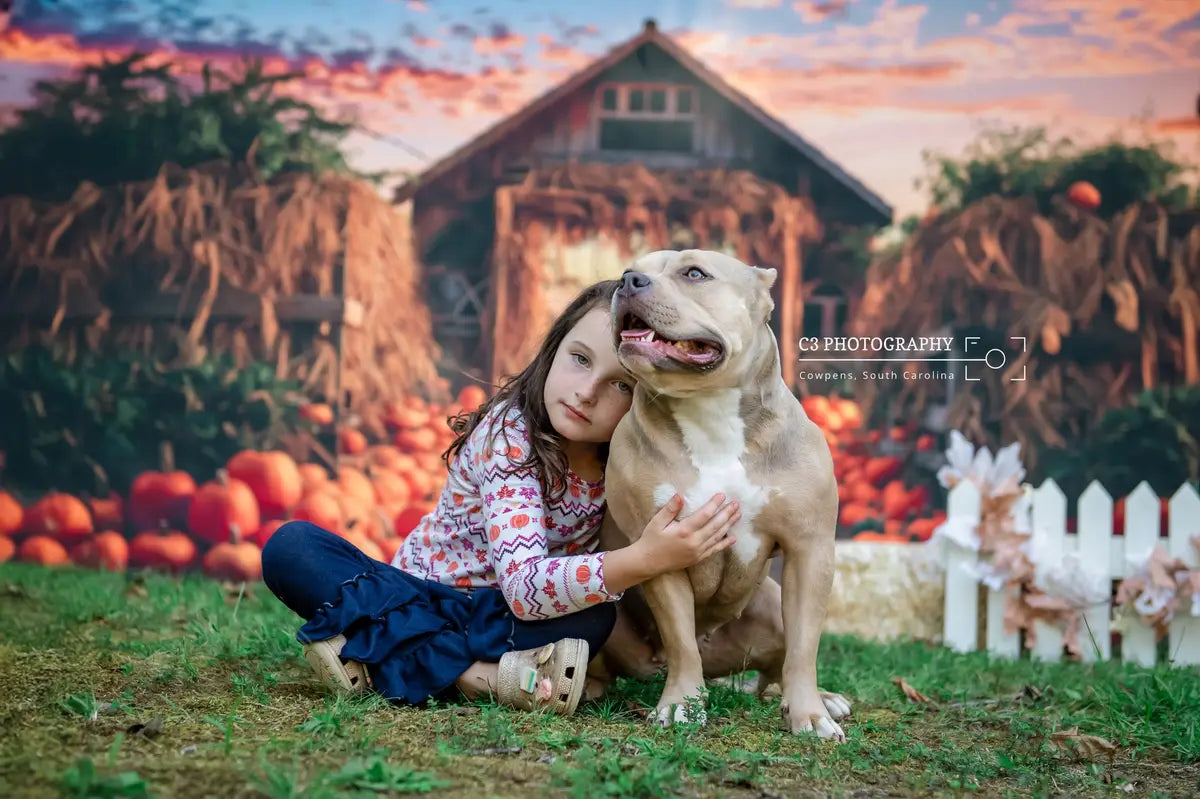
top-left (941, 479), bottom-right (1200, 667)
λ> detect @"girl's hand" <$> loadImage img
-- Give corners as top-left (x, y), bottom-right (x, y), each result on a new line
top-left (637, 493), bottom-right (740, 575)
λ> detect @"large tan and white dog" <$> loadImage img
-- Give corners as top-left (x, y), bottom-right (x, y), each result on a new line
top-left (594, 249), bottom-right (848, 741)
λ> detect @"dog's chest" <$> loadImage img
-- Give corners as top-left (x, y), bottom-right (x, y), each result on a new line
top-left (652, 391), bottom-right (773, 568)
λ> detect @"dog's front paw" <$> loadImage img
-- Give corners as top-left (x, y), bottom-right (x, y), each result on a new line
top-left (820, 691), bottom-right (852, 719)
top-left (652, 684), bottom-right (708, 728)
top-left (781, 698), bottom-right (846, 742)
top-left (653, 702), bottom-right (707, 727)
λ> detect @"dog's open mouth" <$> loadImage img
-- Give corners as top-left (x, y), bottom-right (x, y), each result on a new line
top-left (618, 313), bottom-right (723, 367)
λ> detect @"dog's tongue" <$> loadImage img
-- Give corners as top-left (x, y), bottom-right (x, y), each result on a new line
top-left (625, 336), bottom-right (719, 364)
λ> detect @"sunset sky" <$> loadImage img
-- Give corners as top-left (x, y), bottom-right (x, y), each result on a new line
top-left (1, 0), bottom-right (1197, 221)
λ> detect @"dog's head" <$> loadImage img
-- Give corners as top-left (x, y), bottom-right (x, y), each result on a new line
top-left (611, 249), bottom-right (777, 395)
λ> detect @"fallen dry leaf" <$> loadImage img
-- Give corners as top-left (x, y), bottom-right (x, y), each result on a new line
top-left (1050, 726), bottom-right (1118, 760)
top-left (892, 677), bottom-right (933, 704)
top-left (625, 700), bottom-right (650, 719)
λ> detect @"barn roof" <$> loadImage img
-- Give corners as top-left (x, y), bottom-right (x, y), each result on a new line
top-left (393, 19), bottom-right (892, 225)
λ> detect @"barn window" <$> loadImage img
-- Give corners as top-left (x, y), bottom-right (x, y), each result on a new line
top-left (594, 82), bottom-right (697, 153)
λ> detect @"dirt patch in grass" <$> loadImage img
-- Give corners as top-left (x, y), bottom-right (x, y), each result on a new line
top-left (2, 563), bottom-right (1198, 798)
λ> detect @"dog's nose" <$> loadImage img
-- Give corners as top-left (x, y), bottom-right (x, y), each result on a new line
top-left (621, 271), bottom-right (651, 293)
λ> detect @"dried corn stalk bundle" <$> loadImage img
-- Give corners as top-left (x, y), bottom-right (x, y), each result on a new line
top-left (0, 162), bottom-right (445, 430)
top-left (850, 196), bottom-right (1200, 466)
top-left (488, 162), bottom-right (821, 379)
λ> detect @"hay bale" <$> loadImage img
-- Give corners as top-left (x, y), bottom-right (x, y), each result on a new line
top-left (850, 196), bottom-right (1200, 464)
top-left (0, 162), bottom-right (445, 432)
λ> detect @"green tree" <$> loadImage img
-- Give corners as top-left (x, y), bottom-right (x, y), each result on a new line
top-left (0, 52), bottom-right (376, 201)
top-left (916, 124), bottom-right (1197, 217)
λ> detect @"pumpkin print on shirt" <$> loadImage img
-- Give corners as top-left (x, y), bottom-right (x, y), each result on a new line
top-left (394, 400), bottom-right (621, 620)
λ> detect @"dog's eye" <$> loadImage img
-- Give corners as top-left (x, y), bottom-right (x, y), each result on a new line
top-left (683, 267), bottom-right (707, 280)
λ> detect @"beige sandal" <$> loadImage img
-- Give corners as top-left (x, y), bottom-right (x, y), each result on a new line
top-left (496, 638), bottom-right (589, 716)
top-left (302, 634), bottom-right (374, 695)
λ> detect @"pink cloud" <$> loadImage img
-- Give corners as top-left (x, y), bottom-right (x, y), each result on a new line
top-left (473, 30), bottom-right (525, 56)
top-left (793, 1), bottom-right (857, 24)
top-left (536, 33), bottom-right (593, 69)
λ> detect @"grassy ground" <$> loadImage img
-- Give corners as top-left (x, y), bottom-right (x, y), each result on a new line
top-left (1, 563), bottom-right (1198, 798)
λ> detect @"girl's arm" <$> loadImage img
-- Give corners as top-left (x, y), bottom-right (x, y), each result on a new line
top-left (472, 417), bottom-right (622, 620)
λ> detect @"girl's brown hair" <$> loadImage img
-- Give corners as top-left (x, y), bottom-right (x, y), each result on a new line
top-left (442, 278), bottom-right (624, 502)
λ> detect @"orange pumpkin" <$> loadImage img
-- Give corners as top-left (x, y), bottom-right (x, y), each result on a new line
top-left (24, 492), bottom-right (93, 542)
top-left (375, 536), bottom-right (404, 564)
top-left (1066, 180), bottom-right (1101, 211)
top-left (0, 535), bottom-right (14, 563)
top-left (298, 463), bottom-right (330, 494)
top-left (907, 515), bottom-right (945, 542)
top-left (299, 402), bottom-right (334, 426)
top-left (0, 491), bottom-right (23, 537)
top-left (338, 528), bottom-right (384, 561)
top-left (833, 397), bottom-right (862, 430)
top-left (129, 470), bottom-right (196, 529)
top-left (838, 502), bottom-right (876, 528)
top-left (18, 535), bottom-right (71, 566)
top-left (291, 490), bottom-right (345, 532)
top-left (863, 456), bottom-right (902, 487)
top-left (88, 492), bottom-right (124, 530)
top-left (402, 469), bottom-right (434, 503)
top-left (202, 525), bottom-right (263, 581)
top-left (371, 468), bottom-right (413, 515)
top-left (337, 466), bottom-right (377, 509)
top-left (365, 445), bottom-right (406, 472)
top-left (850, 481), bottom-right (879, 505)
top-left (255, 519), bottom-right (288, 548)
top-left (227, 450), bottom-right (302, 520)
top-left (881, 481), bottom-right (910, 521)
top-left (386, 401), bottom-right (432, 430)
top-left (129, 524), bottom-right (196, 572)
top-left (187, 471), bottom-right (261, 545)
top-left (70, 531), bottom-right (129, 572)
top-left (852, 530), bottom-right (908, 544)
top-left (338, 427), bottom-right (368, 455)
top-left (339, 494), bottom-right (383, 540)
top-left (395, 426), bottom-right (438, 454)
top-left (457, 385), bottom-right (488, 412)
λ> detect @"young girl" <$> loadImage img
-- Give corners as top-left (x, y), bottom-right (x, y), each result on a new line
top-left (261, 279), bottom-right (740, 716)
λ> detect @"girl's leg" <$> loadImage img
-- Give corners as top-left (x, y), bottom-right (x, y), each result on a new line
top-left (456, 602), bottom-right (618, 700)
top-left (261, 521), bottom-right (380, 620)
top-left (511, 601), bottom-right (618, 655)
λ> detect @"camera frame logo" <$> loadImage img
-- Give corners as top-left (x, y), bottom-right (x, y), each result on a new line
top-left (963, 336), bottom-right (1028, 382)
top-left (794, 335), bottom-right (1028, 382)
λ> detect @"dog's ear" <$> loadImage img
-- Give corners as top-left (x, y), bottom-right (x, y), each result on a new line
top-left (751, 266), bottom-right (777, 322)
top-left (753, 266), bottom-right (777, 292)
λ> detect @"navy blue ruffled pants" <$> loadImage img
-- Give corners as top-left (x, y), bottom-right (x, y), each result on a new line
top-left (261, 521), bottom-right (616, 705)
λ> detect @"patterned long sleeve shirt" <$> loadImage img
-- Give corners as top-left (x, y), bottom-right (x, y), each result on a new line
top-left (392, 401), bottom-right (623, 620)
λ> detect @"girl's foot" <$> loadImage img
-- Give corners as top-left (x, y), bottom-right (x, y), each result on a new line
top-left (496, 638), bottom-right (589, 716)
top-left (302, 634), bottom-right (373, 695)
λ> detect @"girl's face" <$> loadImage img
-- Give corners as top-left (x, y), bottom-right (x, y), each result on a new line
top-left (542, 307), bottom-right (635, 445)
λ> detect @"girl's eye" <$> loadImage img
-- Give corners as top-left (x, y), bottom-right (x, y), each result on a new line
top-left (572, 353), bottom-right (589, 367)
top-left (684, 267), bottom-right (707, 280)
top-left (615, 381), bottom-right (633, 394)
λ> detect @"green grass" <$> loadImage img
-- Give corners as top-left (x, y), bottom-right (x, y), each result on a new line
top-left (1, 562), bottom-right (1198, 798)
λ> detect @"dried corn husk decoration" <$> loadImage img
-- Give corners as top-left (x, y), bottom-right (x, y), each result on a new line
top-left (851, 195), bottom-right (1200, 467)
top-left (0, 162), bottom-right (445, 438)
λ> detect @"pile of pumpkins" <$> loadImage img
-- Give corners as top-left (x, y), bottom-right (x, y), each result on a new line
top-left (0, 386), bottom-right (489, 581)
top-left (799, 394), bottom-right (947, 543)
